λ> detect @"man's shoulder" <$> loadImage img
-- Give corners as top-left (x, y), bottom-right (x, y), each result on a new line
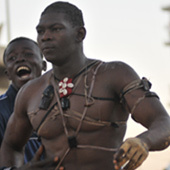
top-left (18, 70), bottom-right (52, 96)
top-left (100, 61), bottom-right (139, 87)
top-left (15, 70), bottom-right (53, 108)
top-left (24, 70), bottom-right (52, 87)
top-left (103, 61), bottom-right (130, 67)
top-left (100, 61), bottom-right (133, 73)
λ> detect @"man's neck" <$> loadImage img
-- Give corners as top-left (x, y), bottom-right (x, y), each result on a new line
top-left (52, 56), bottom-right (92, 80)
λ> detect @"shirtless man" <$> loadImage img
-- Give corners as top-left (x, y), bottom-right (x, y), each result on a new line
top-left (0, 2), bottom-right (170, 170)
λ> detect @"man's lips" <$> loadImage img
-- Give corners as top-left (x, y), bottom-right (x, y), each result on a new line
top-left (17, 66), bottom-right (30, 72)
top-left (16, 66), bottom-right (31, 79)
top-left (42, 46), bottom-right (54, 52)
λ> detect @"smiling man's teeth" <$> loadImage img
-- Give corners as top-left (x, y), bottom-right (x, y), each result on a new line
top-left (17, 66), bottom-right (30, 72)
top-left (16, 66), bottom-right (31, 78)
top-left (21, 75), bottom-right (29, 78)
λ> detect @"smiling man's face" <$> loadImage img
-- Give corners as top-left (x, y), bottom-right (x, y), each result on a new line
top-left (4, 39), bottom-right (46, 90)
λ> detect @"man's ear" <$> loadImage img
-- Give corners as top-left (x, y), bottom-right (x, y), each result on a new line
top-left (4, 69), bottom-right (11, 80)
top-left (42, 60), bottom-right (47, 71)
top-left (76, 27), bottom-right (86, 42)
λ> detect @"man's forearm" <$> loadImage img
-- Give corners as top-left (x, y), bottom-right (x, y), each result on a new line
top-left (0, 143), bottom-right (24, 167)
top-left (137, 118), bottom-right (170, 151)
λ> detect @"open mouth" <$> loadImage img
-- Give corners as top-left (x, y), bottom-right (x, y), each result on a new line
top-left (17, 66), bottom-right (31, 78)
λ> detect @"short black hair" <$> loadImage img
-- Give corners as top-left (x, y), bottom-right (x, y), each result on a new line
top-left (41, 1), bottom-right (84, 27)
top-left (3, 37), bottom-right (43, 64)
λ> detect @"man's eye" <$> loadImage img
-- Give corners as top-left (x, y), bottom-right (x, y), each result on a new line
top-left (37, 29), bottom-right (44, 34)
top-left (8, 56), bottom-right (16, 62)
top-left (52, 27), bottom-right (62, 32)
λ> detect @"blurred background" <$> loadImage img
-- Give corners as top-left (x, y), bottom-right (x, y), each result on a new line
top-left (0, 0), bottom-right (170, 169)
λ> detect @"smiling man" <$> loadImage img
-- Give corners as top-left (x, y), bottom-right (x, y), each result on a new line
top-left (0, 37), bottom-right (46, 162)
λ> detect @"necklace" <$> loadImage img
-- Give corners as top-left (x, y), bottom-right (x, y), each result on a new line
top-left (52, 61), bottom-right (103, 169)
top-left (53, 60), bottom-right (98, 110)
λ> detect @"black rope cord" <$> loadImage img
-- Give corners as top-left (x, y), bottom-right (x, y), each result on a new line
top-left (54, 60), bottom-right (99, 82)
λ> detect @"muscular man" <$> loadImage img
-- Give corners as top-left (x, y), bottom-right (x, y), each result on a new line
top-left (0, 37), bottom-right (46, 162)
top-left (0, 2), bottom-right (170, 170)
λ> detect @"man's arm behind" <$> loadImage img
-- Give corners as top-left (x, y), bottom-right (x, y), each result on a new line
top-left (0, 112), bottom-right (29, 167)
top-left (0, 86), bottom-right (33, 167)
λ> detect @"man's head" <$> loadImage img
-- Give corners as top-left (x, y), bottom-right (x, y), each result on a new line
top-left (3, 37), bottom-right (47, 90)
top-left (36, 1), bottom-right (86, 66)
top-left (41, 1), bottom-right (84, 27)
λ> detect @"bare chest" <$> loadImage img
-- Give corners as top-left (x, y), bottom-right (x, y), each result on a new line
top-left (27, 68), bottom-right (127, 139)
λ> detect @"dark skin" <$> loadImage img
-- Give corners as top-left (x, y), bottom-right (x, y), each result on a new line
top-left (1, 39), bottom-right (64, 169)
top-left (16, 146), bottom-right (64, 170)
top-left (4, 39), bottom-right (47, 91)
top-left (0, 12), bottom-right (170, 170)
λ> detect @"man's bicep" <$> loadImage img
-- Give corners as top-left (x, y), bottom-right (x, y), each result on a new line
top-left (0, 113), bottom-right (27, 166)
top-left (9, 87), bottom-right (33, 146)
top-left (127, 95), bottom-right (168, 128)
top-left (3, 108), bottom-right (33, 152)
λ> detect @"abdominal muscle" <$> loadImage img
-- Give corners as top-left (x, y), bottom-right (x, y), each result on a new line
top-left (39, 121), bottom-right (124, 170)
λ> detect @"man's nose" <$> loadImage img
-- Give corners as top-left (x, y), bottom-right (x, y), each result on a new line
top-left (16, 54), bottom-right (26, 63)
top-left (42, 30), bottom-right (52, 41)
